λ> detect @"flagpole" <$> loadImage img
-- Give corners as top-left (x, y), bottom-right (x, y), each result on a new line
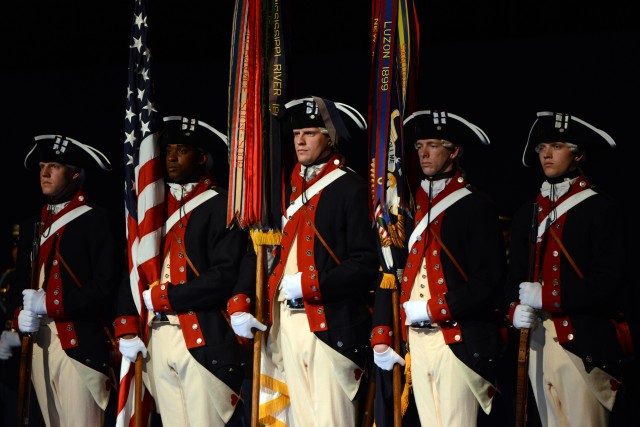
top-left (251, 244), bottom-right (266, 427)
top-left (134, 353), bottom-right (143, 427)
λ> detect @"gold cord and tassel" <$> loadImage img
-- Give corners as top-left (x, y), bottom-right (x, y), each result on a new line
top-left (401, 351), bottom-right (412, 416)
top-left (249, 229), bottom-right (283, 253)
top-left (379, 269), bottom-right (397, 290)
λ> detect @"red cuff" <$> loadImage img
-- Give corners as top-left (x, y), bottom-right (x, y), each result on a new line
top-left (428, 296), bottom-right (453, 324)
top-left (370, 325), bottom-right (393, 347)
top-left (508, 301), bottom-right (518, 326)
top-left (542, 284), bottom-right (561, 313)
top-left (301, 274), bottom-right (322, 304)
top-left (12, 307), bottom-right (22, 331)
top-left (46, 287), bottom-right (65, 318)
top-left (227, 294), bottom-right (251, 315)
top-left (151, 284), bottom-right (173, 313)
top-left (114, 315), bottom-right (140, 338)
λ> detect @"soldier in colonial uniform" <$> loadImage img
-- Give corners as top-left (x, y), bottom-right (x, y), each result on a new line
top-left (228, 96), bottom-right (379, 426)
top-left (115, 116), bottom-right (251, 426)
top-left (371, 110), bottom-right (506, 426)
top-left (16, 135), bottom-right (120, 426)
top-left (507, 112), bottom-right (631, 426)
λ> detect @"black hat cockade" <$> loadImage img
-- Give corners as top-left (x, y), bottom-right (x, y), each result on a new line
top-left (522, 111), bottom-right (616, 167)
top-left (159, 116), bottom-right (228, 171)
top-left (403, 110), bottom-right (490, 150)
top-left (284, 96), bottom-right (367, 146)
top-left (24, 135), bottom-right (112, 172)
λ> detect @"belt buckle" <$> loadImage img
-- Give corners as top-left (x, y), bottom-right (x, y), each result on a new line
top-left (153, 312), bottom-right (169, 322)
top-left (411, 321), bottom-right (435, 329)
top-left (286, 298), bottom-right (305, 310)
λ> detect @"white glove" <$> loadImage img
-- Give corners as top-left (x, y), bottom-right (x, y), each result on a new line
top-left (0, 342), bottom-right (11, 360)
top-left (281, 272), bottom-right (303, 300)
top-left (18, 309), bottom-right (40, 333)
top-left (119, 336), bottom-right (148, 363)
top-left (1, 330), bottom-right (21, 347)
top-left (142, 289), bottom-right (154, 311)
top-left (519, 281), bottom-right (542, 310)
top-left (0, 331), bottom-right (21, 360)
top-left (403, 300), bottom-right (431, 324)
top-left (23, 288), bottom-right (47, 315)
top-left (230, 312), bottom-right (267, 339)
top-left (513, 304), bottom-right (538, 329)
top-left (373, 346), bottom-right (405, 371)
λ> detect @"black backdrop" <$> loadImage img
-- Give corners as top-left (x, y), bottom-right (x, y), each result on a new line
top-left (1, 1), bottom-right (639, 424)
top-left (1, 0), bottom-right (638, 276)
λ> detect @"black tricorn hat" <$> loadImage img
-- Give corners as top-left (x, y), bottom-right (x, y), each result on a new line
top-left (24, 135), bottom-right (112, 171)
top-left (159, 116), bottom-right (229, 171)
top-left (403, 110), bottom-right (490, 147)
top-left (284, 96), bottom-right (367, 146)
top-left (522, 111), bottom-right (616, 167)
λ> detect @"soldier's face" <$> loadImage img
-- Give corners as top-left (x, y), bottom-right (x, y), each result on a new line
top-left (415, 139), bottom-right (457, 176)
top-left (38, 162), bottom-right (78, 198)
top-left (536, 142), bottom-right (581, 178)
top-left (164, 144), bottom-right (207, 184)
top-left (292, 127), bottom-right (333, 166)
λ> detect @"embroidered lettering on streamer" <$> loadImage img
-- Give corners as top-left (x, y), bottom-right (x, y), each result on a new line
top-left (163, 189), bottom-right (218, 236)
top-left (40, 205), bottom-right (93, 246)
top-left (537, 189), bottom-right (595, 239)
top-left (283, 169), bottom-right (346, 228)
top-left (407, 188), bottom-right (471, 250)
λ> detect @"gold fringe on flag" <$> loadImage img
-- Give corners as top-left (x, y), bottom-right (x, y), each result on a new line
top-left (379, 270), bottom-right (397, 290)
top-left (401, 351), bottom-right (412, 416)
top-left (249, 229), bottom-right (283, 253)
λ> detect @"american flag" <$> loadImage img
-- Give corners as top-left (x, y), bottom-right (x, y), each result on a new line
top-left (118, 0), bottom-right (163, 425)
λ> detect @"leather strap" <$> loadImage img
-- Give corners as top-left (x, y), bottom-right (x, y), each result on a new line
top-left (54, 250), bottom-right (118, 359)
top-left (548, 227), bottom-right (583, 279)
top-left (428, 228), bottom-right (468, 282)
top-left (170, 230), bottom-right (239, 341)
top-left (301, 206), bottom-right (341, 265)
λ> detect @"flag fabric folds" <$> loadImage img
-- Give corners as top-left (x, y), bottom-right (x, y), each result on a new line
top-left (118, 0), bottom-right (163, 425)
top-left (228, 0), bottom-right (292, 424)
top-left (368, 1), bottom-right (420, 424)
top-left (368, 0), bottom-right (419, 271)
top-left (227, 0), bottom-right (264, 229)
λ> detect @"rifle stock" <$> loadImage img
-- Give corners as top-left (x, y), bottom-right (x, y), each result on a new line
top-left (391, 269), bottom-right (403, 427)
top-left (17, 221), bottom-right (40, 427)
top-left (515, 203), bottom-right (538, 427)
top-left (391, 288), bottom-right (402, 427)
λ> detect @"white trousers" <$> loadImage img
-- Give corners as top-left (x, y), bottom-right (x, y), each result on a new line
top-left (146, 320), bottom-right (236, 427)
top-left (409, 327), bottom-right (480, 427)
top-left (32, 320), bottom-right (106, 427)
top-left (277, 302), bottom-right (357, 427)
top-left (529, 316), bottom-right (616, 427)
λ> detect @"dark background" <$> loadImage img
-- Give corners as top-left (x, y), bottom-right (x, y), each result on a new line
top-left (1, 1), bottom-right (638, 256)
top-left (0, 1), bottom-right (638, 424)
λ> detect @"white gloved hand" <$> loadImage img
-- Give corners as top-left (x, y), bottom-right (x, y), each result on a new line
top-left (512, 304), bottom-right (537, 329)
top-left (519, 281), bottom-right (542, 310)
top-left (230, 312), bottom-right (267, 339)
top-left (1, 330), bottom-right (21, 347)
top-left (403, 300), bottom-right (431, 324)
top-left (18, 310), bottom-right (40, 333)
top-left (0, 331), bottom-right (21, 360)
top-left (373, 346), bottom-right (405, 371)
top-left (23, 288), bottom-right (47, 315)
top-left (281, 272), bottom-right (303, 300)
top-left (0, 341), bottom-right (12, 360)
top-left (142, 289), bottom-right (154, 311)
top-left (119, 336), bottom-right (148, 363)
